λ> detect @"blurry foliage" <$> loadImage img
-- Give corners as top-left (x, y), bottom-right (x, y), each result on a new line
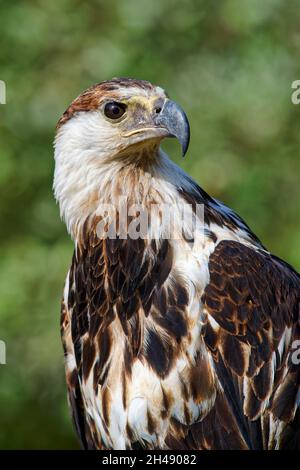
top-left (0, 0), bottom-right (299, 449)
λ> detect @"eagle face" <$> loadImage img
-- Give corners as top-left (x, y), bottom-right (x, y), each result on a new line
top-left (55, 78), bottom-right (189, 164)
top-left (55, 78), bottom-right (300, 450)
top-left (54, 78), bottom-right (190, 236)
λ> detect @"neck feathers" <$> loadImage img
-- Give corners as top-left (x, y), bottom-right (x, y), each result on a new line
top-left (54, 143), bottom-right (194, 240)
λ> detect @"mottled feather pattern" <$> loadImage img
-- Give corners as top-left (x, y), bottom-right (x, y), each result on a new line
top-left (201, 241), bottom-right (300, 448)
top-left (63, 212), bottom-right (217, 449)
top-left (61, 200), bottom-right (300, 449)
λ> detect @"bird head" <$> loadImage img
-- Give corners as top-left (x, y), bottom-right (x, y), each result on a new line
top-left (54, 78), bottom-right (190, 236)
top-left (55, 78), bottom-right (190, 162)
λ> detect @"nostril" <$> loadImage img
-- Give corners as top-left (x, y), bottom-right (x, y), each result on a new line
top-left (155, 107), bottom-right (162, 114)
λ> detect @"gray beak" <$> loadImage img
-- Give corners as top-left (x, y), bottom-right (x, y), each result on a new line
top-left (155, 99), bottom-right (190, 156)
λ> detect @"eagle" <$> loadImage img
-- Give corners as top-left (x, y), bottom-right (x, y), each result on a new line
top-left (54, 78), bottom-right (300, 450)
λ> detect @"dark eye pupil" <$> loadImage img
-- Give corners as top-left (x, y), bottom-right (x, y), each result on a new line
top-left (104, 102), bottom-right (126, 119)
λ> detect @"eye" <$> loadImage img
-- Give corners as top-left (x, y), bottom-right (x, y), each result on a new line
top-left (104, 101), bottom-right (127, 120)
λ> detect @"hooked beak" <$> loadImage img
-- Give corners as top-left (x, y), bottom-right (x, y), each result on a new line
top-left (154, 99), bottom-right (190, 157)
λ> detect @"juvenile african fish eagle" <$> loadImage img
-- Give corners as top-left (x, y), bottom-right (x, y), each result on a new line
top-left (54, 78), bottom-right (300, 450)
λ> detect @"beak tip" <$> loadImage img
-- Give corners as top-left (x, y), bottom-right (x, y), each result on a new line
top-left (180, 122), bottom-right (190, 158)
top-left (181, 135), bottom-right (190, 158)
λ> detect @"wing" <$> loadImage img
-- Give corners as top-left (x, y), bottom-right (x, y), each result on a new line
top-left (200, 240), bottom-right (300, 449)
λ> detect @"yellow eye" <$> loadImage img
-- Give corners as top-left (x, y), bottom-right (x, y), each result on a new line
top-left (104, 102), bottom-right (127, 120)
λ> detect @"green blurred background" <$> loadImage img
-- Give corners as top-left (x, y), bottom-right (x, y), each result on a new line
top-left (0, 0), bottom-right (299, 449)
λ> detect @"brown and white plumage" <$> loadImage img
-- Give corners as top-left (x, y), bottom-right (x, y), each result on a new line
top-left (54, 78), bottom-right (300, 450)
